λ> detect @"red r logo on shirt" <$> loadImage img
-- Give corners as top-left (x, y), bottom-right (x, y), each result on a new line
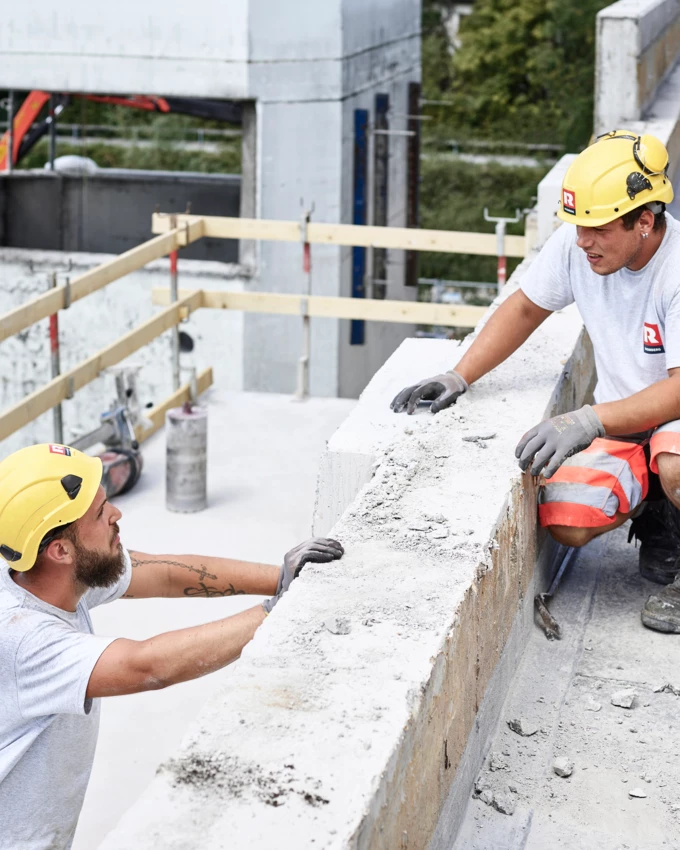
top-left (643, 322), bottom-right (665, 354)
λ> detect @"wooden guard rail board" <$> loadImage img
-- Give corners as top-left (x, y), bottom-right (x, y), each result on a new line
top-left (135, 367), bottom-right (213, 444)
top-left (0, 219), bottom-right (205, 344)
top-left (151, 288), bottom-right (488, 329)
top-left (151, 213), bottom-right (527, 258)
top-left (0, 292), bottom-right (202, 443)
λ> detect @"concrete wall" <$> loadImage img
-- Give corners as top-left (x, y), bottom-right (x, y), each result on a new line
top-left (95, 255), bottom-right (596, 850)
top-left (0, 0), bottom-right (421, 399)
top-left (595, 0), bottom-right (680, 135)
top-left (0, 170), bottom-right (240, 262)
top-left (0, 249), bottom-right (248, 459)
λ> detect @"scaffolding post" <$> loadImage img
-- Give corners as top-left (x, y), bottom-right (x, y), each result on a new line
top-left (169, 214), bottom-right (181, 391)
top-left (484, 208), bottom-right (522, 294)
top-left (48, 273), bottom-right (64, 443)
top-left (294, 202), bottom-right (314, 401)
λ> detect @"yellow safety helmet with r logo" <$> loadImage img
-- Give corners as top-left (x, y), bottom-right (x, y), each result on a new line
top-left (557, 130), bottom-right (674, 227)
top-left (0, 444), bottom-right (102, 571)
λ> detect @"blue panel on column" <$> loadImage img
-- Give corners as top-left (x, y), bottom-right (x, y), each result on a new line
top-left (351, 109), bottom-right (368, 346)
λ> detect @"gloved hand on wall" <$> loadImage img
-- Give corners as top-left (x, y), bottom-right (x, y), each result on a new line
top-left (515, 405), bottom-right (605, 478)
top-left (262, 538), bottom-right (344, 613)
top-left (390, 370), bottom-right (469, 415)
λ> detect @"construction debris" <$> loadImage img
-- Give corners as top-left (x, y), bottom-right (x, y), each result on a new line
top-left (324, 617), bottom-right (351, 635)
top-left (492, 792), bottom-right (516, 816)
top-left (553, 757), bottom-right (574, 778)
top-left (473, 778), bottom-right (516, 816)
top-left (507, 718), bottom-right (538, 737)
top-left (653, 683), bottom-right (680, 696)
top-left (611, 690), bottom-right (636, 709)
top-left (583, 695), bottom-right (602, 712)
top-left (462, 433), bottom-right (497, 443)
top-left (628, 788), bottom-right (648, 799)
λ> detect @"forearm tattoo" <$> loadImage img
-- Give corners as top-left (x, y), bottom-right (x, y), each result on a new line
top-left (130, 554), bottom-right (218, 582)
top-left (183, 582), bottom-right (246, 598)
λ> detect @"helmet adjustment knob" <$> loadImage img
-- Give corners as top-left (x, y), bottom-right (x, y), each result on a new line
top-left (626, 172), bottom-right (652, 201)
top-left (60, 474), bottom-right (83, 500)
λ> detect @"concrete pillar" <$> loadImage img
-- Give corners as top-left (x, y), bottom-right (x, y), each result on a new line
top-left (239, 101), bottom-right (258, 271)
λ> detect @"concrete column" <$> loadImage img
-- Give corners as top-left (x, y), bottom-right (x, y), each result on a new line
top-left (239, 101), bottom-right (258, 270)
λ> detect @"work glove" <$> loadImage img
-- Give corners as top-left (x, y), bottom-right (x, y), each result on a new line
top-left (515, 405), bottom-right (605, 478)
top-left (390, 370), bottom-right (468, 415)
top-left (262, 537), bottom-right (344, 613)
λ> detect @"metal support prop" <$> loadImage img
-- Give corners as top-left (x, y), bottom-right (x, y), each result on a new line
top-left (6, 91), bottom-right (14, 173)
top-left (484, 208), bottom-right (522, 294)
top-left (169, 215), bottom-right (181, 391)
top-left (48, 273), bottom-right (64, 443)
top-left (294, 203), bottom-right (314, 401)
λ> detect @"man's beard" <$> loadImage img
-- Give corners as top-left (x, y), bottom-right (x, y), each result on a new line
top-left (72, 533), bottom-right (126, 589)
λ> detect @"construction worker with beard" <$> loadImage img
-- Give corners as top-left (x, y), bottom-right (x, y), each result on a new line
top-left (0, 443), bottom-right (343, 850)
top-left (391, 130), bottom-right (680, 633)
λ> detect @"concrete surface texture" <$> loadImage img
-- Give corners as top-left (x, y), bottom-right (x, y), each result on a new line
top-left (595, 0), bottom-right (680, 136)
top-left (0, 0), bottom-right (421, 399)
top-left (95, 263), bottom-right (591, 850)
top-left (0, 249), bottom-right (248, 458)
top-left (72, 387), bottom-right (356, 850)
top-left (452, 528), bottom-right (680, 850)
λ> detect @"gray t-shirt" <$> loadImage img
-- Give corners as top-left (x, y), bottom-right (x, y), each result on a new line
top-left (0, 550), bottom-right (132, 850)
top-left (521, 213), bottom-right (680, 404)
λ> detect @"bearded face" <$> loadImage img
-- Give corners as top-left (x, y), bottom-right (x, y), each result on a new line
top-left (66, 524), bottom-right (126, 589)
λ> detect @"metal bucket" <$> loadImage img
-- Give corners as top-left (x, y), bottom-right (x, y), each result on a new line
top-left (166, 404), bottom-right (208, 512)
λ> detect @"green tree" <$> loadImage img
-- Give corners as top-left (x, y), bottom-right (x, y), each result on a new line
top-left (423, 0), bottom-right (611, 149)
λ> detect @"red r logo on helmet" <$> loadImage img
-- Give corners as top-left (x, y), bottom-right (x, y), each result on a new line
top-left (562, 189), bottom-right (576, 215)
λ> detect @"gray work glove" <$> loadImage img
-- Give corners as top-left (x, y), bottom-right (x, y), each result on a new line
top-left (262, 537), bottom-right (344, 613)
top-left (515, 405), bottom-right (605, 478)
top-left (390, 370), bottom-right (469, 415)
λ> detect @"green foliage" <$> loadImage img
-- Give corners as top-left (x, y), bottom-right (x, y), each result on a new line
top-left (418, 156), bottom-right (550, 282)
top-left (18, 139), bottom-right (242, 173)
top-left (423, 0), bottom-right (610, 149)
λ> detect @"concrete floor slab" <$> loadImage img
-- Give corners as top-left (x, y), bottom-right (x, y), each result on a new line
top-left (452, 528), bottom-right (680, 850)
top-left (72, 387), bottom-right (355, 850)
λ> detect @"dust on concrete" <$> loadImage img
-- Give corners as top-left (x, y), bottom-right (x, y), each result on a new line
top-left (162, 751), bottom-right (329, 808)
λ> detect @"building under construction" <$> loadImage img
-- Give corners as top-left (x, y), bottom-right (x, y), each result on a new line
top-left (1, 1), bottom-right (680, 849)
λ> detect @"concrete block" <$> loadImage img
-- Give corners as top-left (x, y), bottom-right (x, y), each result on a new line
top-left (98, 260), bottom-right (595, 850)
top-left (595, 0), bottom-right (680, 134)
top-left (536, 154), bottom-right (578, 248)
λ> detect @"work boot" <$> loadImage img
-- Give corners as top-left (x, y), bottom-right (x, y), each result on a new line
top-left (641, 576), bottom-right (680, 633)
top-left (628, 499), bottom-right (680, 585)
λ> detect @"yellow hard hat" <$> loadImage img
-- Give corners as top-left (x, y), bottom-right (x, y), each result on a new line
top-left (557, 130), bottom-right (674, 227)
top-left (0, 444), bottom-right (102, 571)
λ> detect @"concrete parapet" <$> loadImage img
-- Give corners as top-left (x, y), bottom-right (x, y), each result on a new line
top-left (98, 262), bottom-right (595, 850)
top-left (595, 0), bottom-right (680, 135)
top-left (535, 154), bottom-right (578, 249)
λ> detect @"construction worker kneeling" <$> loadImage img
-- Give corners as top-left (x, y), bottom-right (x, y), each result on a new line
top-left (391, 130), bottom-right (680, 634)
top-left (0, 443), bottom-right (343, 850)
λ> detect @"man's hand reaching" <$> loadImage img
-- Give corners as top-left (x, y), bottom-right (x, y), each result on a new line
top-left (262, 538), bottom-right (344, 613)
top-left (390, 370), bottom-right (468, 415)
top-left (515, 405), bottom-right (605, 478)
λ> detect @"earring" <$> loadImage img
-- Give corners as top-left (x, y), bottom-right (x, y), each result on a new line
top-left (642, 232), bottom-right (649, 239)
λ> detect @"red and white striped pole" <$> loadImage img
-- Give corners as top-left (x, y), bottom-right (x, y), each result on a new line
top-left (48, 273), bottom-right (64, 443)
top-left (169, 214), bottom-right (181, 391)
